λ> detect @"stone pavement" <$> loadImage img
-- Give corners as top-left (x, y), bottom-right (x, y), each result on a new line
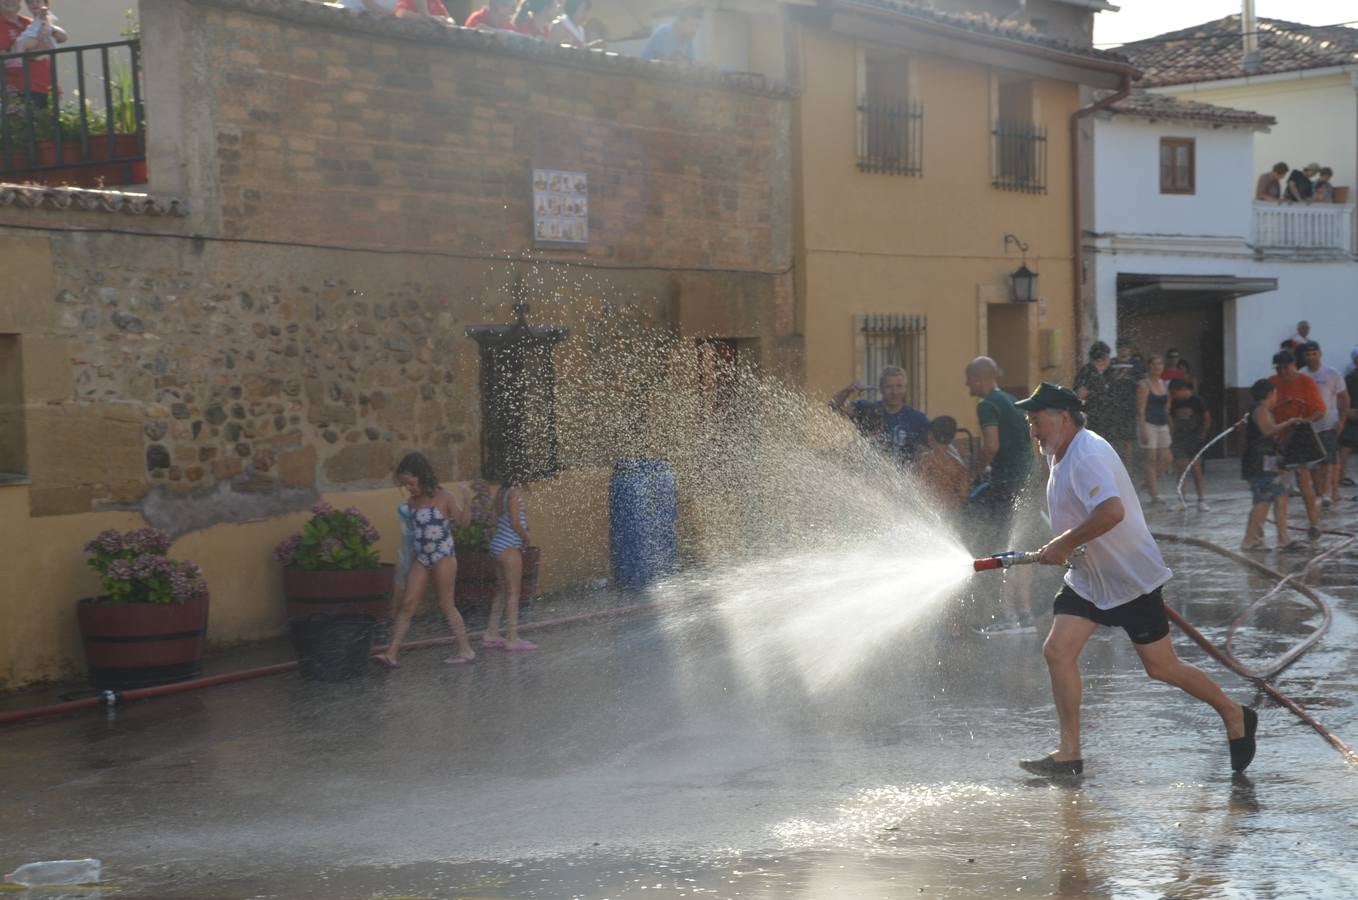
top-left (2, 465), bottom-right (1356, 898)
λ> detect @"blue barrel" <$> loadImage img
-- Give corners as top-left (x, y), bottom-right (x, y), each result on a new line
top-left (609, 459), bottom-right (678, 591)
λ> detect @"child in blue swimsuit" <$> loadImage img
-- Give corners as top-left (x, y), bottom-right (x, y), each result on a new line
top-left (376, 452), bottom-right (476, 668)
top-left (482, 475), bottom-right (537, 652)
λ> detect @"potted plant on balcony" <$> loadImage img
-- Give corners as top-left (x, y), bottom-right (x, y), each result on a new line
top-left (77, 527), bottom-right (210, 690)
top-left (273, 502), bottom-right (394, 621)
top-left (452, 479), bottom-right (540, 606)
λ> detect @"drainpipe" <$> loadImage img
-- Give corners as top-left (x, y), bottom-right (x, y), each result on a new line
top-left (1070, 73), bottom-right (1131, 370)
top-left (1241, 0), bottom-right (1260, 73)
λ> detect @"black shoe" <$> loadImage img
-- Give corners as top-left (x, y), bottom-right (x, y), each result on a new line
top-left (1019, 754), bottom-right (1083, 777)
top-left (1230, 706), bottom-right (1258, 773)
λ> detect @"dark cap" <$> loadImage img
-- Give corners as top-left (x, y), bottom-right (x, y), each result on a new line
top-left (1272, 350), bottom-right (1295, 367)
top-left (1015, 382), bottom-right (1084, 413)
top-left (1296, 341), bottom-right (1319, 354)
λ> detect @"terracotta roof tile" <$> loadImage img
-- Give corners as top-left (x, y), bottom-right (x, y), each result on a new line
top-left (0, 184), bottom-right (189, 216)
top-left (1120, 16), bottom-right (1358, 86)
top-left (844, 0), bottom-right (1135, 68)
top-left (1099, 89), bottom-right (1276, 128)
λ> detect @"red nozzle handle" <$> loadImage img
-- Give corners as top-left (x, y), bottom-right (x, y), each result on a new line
top-left (972, 557), bottom-right (1002, 572)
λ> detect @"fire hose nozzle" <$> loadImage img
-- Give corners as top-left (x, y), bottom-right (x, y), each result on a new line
top-left (972, 550), bottom-right (1041, 572)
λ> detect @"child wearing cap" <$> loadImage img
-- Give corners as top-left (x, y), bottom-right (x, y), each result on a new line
top-left (1169, 378), bottom-right (1211, 510)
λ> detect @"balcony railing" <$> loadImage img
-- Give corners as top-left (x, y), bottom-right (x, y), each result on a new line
top-left (1252, 201), bottom-right (1356, 257)
top-left (0, 39), bottom-right (146, 188)
top-left (856, 100), bottom-right (923, 177)
top-left (992, 122), bottom-right (1047, 194)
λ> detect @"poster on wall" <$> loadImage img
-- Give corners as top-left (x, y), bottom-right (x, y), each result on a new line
top-left (532, 168), bottom-right (588, 247)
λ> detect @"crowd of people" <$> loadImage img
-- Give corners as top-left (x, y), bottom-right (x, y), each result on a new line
top-left (1255, 161), bottom-right (1342, 203)
top-left (333, 0), bottom-right (704, 61)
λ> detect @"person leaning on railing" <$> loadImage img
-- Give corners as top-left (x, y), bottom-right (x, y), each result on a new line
top-left (338, 0), bottom-right (398, 16)
top-left (393, 0), bottom-right (455, 24)
top-left (1, 0), bottom-right (67, 109)
top-left (1312, 167), bottom-right (1336, 203)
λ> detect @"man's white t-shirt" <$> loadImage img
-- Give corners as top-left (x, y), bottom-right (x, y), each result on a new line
top-left (1306, 365), bottom-right (1345, 431)
top-left (1046, 428), bottom-right (1172, 609)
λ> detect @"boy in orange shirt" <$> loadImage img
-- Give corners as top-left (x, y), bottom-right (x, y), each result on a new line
top-left (1268, 349), bottom-right (1327, 538)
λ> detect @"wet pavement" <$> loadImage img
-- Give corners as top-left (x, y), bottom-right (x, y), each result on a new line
top-left (3, 469), bottom-right (1357, 898)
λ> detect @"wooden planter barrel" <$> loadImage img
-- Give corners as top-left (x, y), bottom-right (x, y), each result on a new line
top-left (455, 547), bottom-right (540, 607)
top-left (282, 564), bottom-right (395, 621)
top-left (77, 594), bottom-right (210, 690)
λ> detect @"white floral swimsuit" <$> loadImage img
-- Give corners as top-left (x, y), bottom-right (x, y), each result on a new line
top-left (412, 505), bottom-right (455, 568)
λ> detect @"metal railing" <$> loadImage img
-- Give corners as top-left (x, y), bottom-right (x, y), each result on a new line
top-left (861, 312), bottom-right (927, 411)
top-left (856, 99), bottom-right (923, 176)
top-left (991, 121), bottom-right (1046, 194)
top-left (0, 39), bottom-right (145, 186)
top-left (1252, 201), bottom-right (1356, 257)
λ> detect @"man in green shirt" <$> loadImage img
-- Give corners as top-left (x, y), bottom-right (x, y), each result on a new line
top-left (965, 356), bottom-right (1037, 630)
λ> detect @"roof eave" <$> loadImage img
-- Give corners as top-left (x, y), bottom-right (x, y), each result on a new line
top-left (832, 0), bottom-right (1141, 87)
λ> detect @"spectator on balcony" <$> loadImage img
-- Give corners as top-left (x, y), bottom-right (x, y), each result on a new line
top-left (1313, 167), bottom-right (1336, 203)
top-left (1254, 162), bottom-right (1287, 202)
top-left (1285, 163), bottom-right (1319, 202)
top-left (641, 6), bottom-right (702, 63)
top-left (509, 0), bottom-right (553, 39)
top-left (549, 0), bottom-right (602, 48)
top-left (1290, 320), bottom-right (1311, 346)
top-left (339, 0), bottom-right (398, 15)
top-left (464, 0), bottom-right (514, 30)
top-left (394, 0), bottom-right (455, 24)
top-left (2, 0), bottom-right (67, 109)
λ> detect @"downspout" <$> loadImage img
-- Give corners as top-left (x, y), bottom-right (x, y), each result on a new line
top-left (1069, 73), bottom-right (1131, 370)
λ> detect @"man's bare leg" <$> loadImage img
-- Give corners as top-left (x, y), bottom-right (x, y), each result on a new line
top-left (1041, 614), bottom-right (1100, 760)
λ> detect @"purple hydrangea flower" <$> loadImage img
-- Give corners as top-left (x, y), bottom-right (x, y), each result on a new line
top-left (318, 537), bottom-right (343, 558)
top-left (360, 525), bottom-right (380, 545)
top-left (273, 534), bottom-right (303, 563)
top-left (311, 501), bottom-right (335, 518)
top-left (125, 527), bottom-right (172, 555)
top-left (106, 559), bottom-right (134, 581)
top-left (84, 529), bottom-right (123, 555)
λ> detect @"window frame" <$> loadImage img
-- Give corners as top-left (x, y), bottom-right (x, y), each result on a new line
top-left (1159, 137), bottom-right (1196, 195)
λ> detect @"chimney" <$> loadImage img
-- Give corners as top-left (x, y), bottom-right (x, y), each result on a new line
top-left (1241, 0), bottom-right (1260, 72)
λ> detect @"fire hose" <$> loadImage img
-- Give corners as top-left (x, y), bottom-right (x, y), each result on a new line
top-left (973, 526), bottom-right (1358, 768)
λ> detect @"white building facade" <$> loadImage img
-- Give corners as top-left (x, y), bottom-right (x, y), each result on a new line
top-left (1086, 93), bottom-right (1357, 428)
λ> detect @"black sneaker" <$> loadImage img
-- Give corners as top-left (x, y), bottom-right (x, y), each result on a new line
top-left (1019, 754), bottom-right (1083, 777)
top-left (1307, 526), bottom-right (1323, 540)
top-left (1229, 706), bottom-right (1258, 773)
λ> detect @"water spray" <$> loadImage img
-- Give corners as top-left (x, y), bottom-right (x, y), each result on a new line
top-left (1176, 412), bottom-right (1250, 508)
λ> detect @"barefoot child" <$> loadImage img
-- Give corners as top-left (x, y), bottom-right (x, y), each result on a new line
top-left (376, 452), bottom-right (476, 667)
top-left (1241, 379), bottom-right (1303, 551)
top-left (482, 474), bottom-right (537, 652)
top-left (1169, 378), bottom-right (1212, 510)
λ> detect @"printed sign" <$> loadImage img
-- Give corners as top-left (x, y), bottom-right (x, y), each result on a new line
top-left (533, 168), bottom-right (588, 246)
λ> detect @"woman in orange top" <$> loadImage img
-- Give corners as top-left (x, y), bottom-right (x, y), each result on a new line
top-left (1268, 349), bottom-right (1326, 537)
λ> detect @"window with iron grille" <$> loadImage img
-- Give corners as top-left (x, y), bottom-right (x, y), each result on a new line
top-left (992, 122), bottom-right (1047, 193)
top-left (856, 51), bottom-right (922, 177)
top-left (859, 314), bottom-right (927, 410)
top-left (1159, 137), bottom-right (1195, 194)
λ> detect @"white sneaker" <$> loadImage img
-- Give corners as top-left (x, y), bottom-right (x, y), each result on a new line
top-left (1197, 500), bottom-right (1212, 512)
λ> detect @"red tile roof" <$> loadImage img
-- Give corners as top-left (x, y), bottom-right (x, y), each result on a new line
top-left (1119, 16), bottom-right (1358, 86)
top-left (840, 0), bottom-right (1136, 70)
top-left (1099, 90), bottom-right (1276, 128)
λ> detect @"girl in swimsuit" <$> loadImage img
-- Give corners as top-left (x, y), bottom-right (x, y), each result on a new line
top-left (376, 452), bottom-right (476, 668)
top-left (483, 474), bottom-right (537, 652)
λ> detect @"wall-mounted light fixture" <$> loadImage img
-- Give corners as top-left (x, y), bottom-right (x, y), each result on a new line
top-left (1004, 233), bottom-right (1039, 303)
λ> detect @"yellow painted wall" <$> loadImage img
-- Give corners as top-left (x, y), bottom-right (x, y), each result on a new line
top-left (796, 29), bottom-right (1079, 425)
top-left (0, 473), bottom-right (607, 690)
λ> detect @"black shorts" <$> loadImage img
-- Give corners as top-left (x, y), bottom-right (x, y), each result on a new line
top-left (1052, 584), bottom-right (1170, 645)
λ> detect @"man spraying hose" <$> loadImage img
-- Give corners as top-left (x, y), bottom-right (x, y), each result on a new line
top-left (1008, 383), bottom-right (1257, 777)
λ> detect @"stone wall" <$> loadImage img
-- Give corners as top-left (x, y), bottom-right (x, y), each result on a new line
top-left (0, 0), bottom-right (798, 687)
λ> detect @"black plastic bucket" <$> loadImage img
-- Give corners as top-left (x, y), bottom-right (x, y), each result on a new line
top-left (289, 615), bottom-right (376, 682)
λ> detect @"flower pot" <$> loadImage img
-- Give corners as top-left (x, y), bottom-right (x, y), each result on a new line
top-left (282, 564), bottom-right (395, 621)
top-left (454, 547), bottom-right (541, 607)
top-left (77, 593), bottom-right (210, 691)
